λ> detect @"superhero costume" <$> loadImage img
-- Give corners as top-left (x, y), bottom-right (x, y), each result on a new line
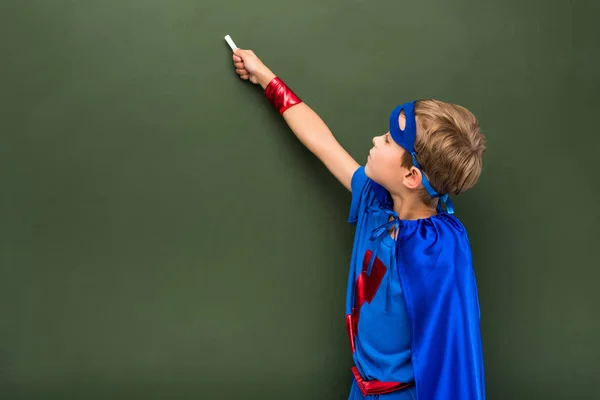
top-left (264, 79), bottom-right (486, 400)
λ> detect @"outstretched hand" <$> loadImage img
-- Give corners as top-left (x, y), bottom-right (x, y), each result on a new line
top-left (232, 48), bottom-right (276, 88)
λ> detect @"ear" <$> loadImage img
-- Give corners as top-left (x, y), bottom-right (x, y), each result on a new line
top-left (402, 166), bottom-right (423, 190)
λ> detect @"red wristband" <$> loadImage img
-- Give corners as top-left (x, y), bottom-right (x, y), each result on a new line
top-left (264, 77), bottom-right (302, 115)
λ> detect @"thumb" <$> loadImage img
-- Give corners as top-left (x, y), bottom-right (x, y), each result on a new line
top-left (233, 48), bottom-right (249, 58)
top-left (234, 48), bottom-right (257, 60)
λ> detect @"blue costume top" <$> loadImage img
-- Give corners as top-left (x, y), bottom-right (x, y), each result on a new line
top-left (346, 167), bottom-right (414, 385)
top-left (344, 101), bottom-right (486, 399)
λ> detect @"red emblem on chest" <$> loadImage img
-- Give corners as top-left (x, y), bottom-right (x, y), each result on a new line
top-left (346, 249), bottom-right (387, 352)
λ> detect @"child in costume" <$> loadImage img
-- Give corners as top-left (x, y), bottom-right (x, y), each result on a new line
top-left (231, 48), bottom-right (486, 400)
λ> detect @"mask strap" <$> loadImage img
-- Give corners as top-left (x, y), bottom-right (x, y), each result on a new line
top-left (410, 152), bottom-right (454, 215)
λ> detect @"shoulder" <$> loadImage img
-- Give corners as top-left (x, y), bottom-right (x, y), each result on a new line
top-left (433, 212), bottom-right (469, 235)
top-left (348, 166), bottom-right (368, 224)
top-left (401, 213), bottom-right (472, 253)
top-left (348, 166), bottom-right (382, 224)
top-left (350, 166), bottom-right (369, 194)
top-left (414, 212), bottom-right (467, 233)
top-left (398, 214), bottom-right (474, 271)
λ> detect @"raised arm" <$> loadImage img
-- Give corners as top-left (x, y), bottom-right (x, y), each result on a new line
top-left (232, 48), bottom-right (359, 191)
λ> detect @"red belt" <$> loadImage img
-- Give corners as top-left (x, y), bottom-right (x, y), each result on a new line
top-left (351, 366), bottom-right (414, 396)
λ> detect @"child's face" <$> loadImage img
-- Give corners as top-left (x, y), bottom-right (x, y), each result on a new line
top-left (364, 113), bottom-right (409, 190)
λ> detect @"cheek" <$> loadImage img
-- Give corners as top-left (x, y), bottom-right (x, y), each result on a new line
top-left (367, 151), bottom-right (389, 177)
top-left (379, 150), bottom-right (404, 177)
top-left (378, 150), bottom-right (396, 168)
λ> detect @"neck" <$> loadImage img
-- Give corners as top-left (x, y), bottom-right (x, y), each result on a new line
top-left (390, 193), bottom-right (437, 220)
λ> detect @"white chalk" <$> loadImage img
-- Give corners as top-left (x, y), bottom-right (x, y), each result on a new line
top-left (224, 34), bottom-right (238, 51)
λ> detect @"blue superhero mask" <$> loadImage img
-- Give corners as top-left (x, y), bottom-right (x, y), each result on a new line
top-left (372, 100), bottom-right (454, 214)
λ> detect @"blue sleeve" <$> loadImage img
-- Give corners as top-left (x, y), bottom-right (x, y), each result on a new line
top-left (348, 166), bottom-right (369, 224)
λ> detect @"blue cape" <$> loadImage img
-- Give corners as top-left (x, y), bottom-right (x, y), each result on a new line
top-left (366, 180), bottom-right (486, 399)
top-left (396, 211), bottom-right (485, 399)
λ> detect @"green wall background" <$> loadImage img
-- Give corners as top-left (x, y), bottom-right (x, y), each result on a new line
top-left (1, 0), bottom-right (598, 399)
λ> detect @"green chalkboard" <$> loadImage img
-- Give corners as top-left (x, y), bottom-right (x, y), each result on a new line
top-left (1, 0), bottom-right (598, 399)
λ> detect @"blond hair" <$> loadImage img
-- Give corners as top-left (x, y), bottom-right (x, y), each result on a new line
top-left (402, 99), bottom-right (486, 204)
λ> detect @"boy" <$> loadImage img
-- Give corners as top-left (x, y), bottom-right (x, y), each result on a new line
top-left (231, 48), bottom-right (486, 400)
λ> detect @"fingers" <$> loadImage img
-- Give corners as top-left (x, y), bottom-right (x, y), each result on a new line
top-left (231, 48), bottom-right (257, 82)
top-left (233, 48), bottom-right (256, 59)
top-left (236, 66), bottom-right (250, 81)
top-left (232, 52), bottom-right (245, 70)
